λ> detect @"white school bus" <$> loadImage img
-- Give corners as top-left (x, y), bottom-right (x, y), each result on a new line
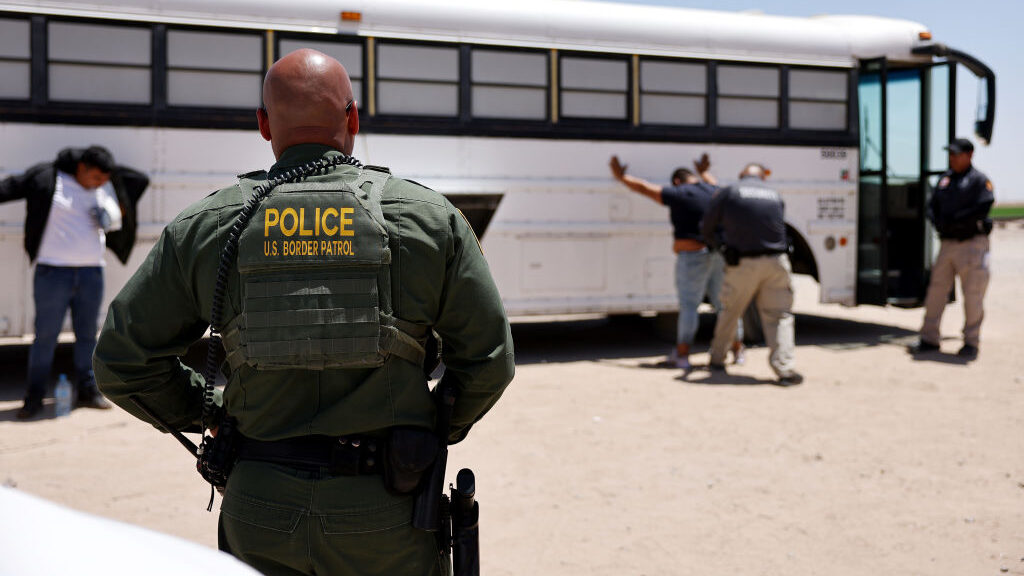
top-left (0, 0), bottom-right (996, 339)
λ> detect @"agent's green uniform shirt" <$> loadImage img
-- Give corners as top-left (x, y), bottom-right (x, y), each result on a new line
top-left (94, 144), bottom-right (514, 443)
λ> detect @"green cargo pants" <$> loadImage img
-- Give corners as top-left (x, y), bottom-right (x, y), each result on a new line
top-left (219, 460), bottom-right (450, 576)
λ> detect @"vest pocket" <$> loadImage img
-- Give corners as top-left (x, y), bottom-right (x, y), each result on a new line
top-left (239, 270), bottom-right (386, 370)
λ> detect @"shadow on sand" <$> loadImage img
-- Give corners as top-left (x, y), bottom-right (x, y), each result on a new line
top-left (511, 312), bottom-right (920, 366)
top-left (0, 311), bottom-right (929, 412)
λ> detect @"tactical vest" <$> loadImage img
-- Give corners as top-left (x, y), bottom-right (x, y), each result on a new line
top-left (220, 167), bottom-right (428, 371)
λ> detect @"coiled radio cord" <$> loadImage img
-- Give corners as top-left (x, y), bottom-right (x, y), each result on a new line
top-left (200, 153), bottom-right (362, 432)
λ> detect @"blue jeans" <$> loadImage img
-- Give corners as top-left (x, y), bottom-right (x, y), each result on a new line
top-left (674, 250), bottom-right (742, 346)
top-left (25, 265), bottom-right (104, 403)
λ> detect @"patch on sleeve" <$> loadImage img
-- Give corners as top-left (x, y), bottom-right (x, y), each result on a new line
top-left (985, 180), bottom-right (993, 191)
top-left (938, 176), bottom-right (950, 188)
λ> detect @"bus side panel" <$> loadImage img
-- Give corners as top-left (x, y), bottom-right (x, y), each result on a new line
top-left (1, 124), bottom-right (861, 339)
top-left (362, 136), bottom-right (860, 313)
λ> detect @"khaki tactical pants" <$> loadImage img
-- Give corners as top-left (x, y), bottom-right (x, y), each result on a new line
top-left (920, 234), bottom-right (990, 348)
top-left (710, 254), bottom-right (796, 377)
top-left (219, 460), bottom-right (449, 576)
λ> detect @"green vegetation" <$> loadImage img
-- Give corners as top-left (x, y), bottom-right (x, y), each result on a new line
top-left (992, 204), bottom-right (1024, 220)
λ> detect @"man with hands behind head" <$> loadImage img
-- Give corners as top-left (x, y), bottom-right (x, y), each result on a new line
top-left (1, 144), bottom-right (148, 420)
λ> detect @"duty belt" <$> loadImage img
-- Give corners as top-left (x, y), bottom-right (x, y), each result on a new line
top-left (739, 249), bottom-right (786, 259)
top-left (236, 434), bottom-right (383, 476)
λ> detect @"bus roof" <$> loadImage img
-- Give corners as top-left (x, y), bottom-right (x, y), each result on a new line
top-left (1, 0), bottom-right (933, 67)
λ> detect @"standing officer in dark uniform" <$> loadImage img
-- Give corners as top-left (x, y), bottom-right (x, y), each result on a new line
top-left (93, 49), bottom-right (514, 575)
top-left (702, 163), bottom-right (802, 385)
top-left (911, 138), bottom-right (994, 359)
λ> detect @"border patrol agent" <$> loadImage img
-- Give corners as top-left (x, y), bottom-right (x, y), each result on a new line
top-left (93, 49), bottom-right (514, 575)
top-left (701, 163), bottom-right (803, 386)
top-left (911, 138), bottom-right (994, 359)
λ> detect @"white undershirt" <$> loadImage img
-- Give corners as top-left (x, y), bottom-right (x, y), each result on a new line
top-left (36, 171), bottom-right (122, 267)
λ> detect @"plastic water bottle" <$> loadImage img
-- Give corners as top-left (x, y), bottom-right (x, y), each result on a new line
top-left (54, 374), bottom-right (72, 418)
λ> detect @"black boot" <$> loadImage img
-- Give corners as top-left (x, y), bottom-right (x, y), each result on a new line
top-left (75, 386), bottom-right (112, 410)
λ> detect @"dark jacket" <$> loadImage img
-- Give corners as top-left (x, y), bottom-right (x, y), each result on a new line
top-left (0, 148), bottom-right (149, 264)
top-left (927, 165), bottom-right (994, 241)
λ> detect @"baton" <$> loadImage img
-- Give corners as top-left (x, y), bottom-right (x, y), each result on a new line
top-left (129, 395), bottom-right (200, 458)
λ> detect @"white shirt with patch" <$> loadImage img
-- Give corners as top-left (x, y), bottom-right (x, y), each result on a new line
top-left (36, 171), bottom-right (122, 267)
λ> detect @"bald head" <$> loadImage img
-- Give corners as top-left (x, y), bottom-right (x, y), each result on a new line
top-left (739, 163), bottom-right (768, 180)
top-left (257, 49), bottom-right (359, 158)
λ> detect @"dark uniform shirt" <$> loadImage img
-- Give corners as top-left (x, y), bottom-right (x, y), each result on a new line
top-left (94, 144), bottom-right (514, 444)
top-left (928, 165), bottom-right (994, 240)
top-left (660, 182), bottom-right (717, 241)
top-left (701, 176), bottom-right (787, 255)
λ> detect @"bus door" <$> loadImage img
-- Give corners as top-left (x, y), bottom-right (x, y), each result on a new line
top-left (855, 58), bottom-right (954, 306)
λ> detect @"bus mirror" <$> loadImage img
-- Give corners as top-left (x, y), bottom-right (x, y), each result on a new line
top-left (974, 76), bottom-right (995, 145)
top-left (911, 43), bottom-right (995, 144)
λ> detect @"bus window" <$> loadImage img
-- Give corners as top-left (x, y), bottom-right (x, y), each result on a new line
top-left (639, 59), bottom-right (706, 126)
top-left (278, 38), bottom-right (363, 104)
top-left (858, 72), bottom-right (883, 173)
top-left (975, 75), bottom-right (991, 142)
top-left (560, 55), bottom-right (628, 120)
top-left (886, 69), bottom-right (922, 183)
top-left (717, 64), bottom-right (779, 128)
top-left (470, 48), bottom-right (547, 121)
top-left (167, 29), bottom-right (262, 108)
top-left (48, 21), bottom-right (151, 104)
top-left (788, 69), bottom-right (848, 130)
top-left (926, 64), bottom-right (951, 173)
top-left (0, 17), bottom-right (30, 100)
top-left (376, 42), bottom-right (459, 117)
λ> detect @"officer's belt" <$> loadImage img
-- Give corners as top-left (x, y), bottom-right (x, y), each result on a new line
top-left (236, 434), bottom-right (383, 476)
top-left (739, 249), bottom-right (786, 259)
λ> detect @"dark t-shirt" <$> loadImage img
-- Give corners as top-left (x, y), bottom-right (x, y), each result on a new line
top-left (702, 178), bottom-right (787, 255)
top-left (660, 182), bottom-right (717, 241)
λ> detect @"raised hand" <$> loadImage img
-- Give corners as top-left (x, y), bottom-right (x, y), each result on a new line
top-left (694, 153), bottom-right (710, 174)
top-left (609, 155), bottom-right (628, 180)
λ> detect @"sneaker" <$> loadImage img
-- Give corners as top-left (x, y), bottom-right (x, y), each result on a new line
top-left (957, 344), bottom-right (979, 359)
top-left (732, 346), bottom-right (746, 366)
top-left (675, 356), bottom-right (692, 370)
top-left (708, 362), bottom-right (727, 373)
top-left (75, 390), bottom-right (112, 410)
top-left (908, 340), bottom-right (940, 354)
top-left (777, 372), bottom-right (804, 386)
top-left (16, 399), bottom-right (44, 420)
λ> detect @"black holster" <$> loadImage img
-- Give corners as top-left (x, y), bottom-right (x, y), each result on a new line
top-left (723, 246), bottom-right (740, 266)
top-left (384, 428), bottom-right (439, 494)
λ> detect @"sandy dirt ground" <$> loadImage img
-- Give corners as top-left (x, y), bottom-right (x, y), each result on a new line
top-left (2, 225), bottom-right (1023, 576)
